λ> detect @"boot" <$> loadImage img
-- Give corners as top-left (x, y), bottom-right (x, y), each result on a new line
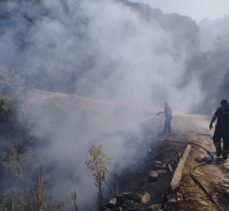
top-left (223, 154), bottom-right (228, 160)
top-left (216, 149), bottom-right (222, 157)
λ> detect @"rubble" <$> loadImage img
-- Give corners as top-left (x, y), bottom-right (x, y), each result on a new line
top-left (155, 169), bottom-right (167, 174)
top-left (107, 197), bottom-right (118, 207)
top-left (122, 192), bottom-right (142, 202)
top-left (106, 192), bottom-right (151, 210)
top-left (141, 192), bottom-right (151, 204)
top-left (148, 171), bottom-right (159, 182)
top-left (166, 164), bottom-right (173, 173)
top-left (153, 161), bottom-right (167, 170)
top-left (105, 134), bottom-right (187, 210)
top-left (146, 204), bottom-right (162, 211)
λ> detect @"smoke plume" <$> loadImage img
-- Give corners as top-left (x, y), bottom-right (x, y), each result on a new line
top-left (0, 0), bottom-right (229, 209)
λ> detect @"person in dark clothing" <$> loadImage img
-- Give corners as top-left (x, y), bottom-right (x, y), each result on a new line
top-left (157, 102), bottom-right (172, 134)
top-left (209, 99), bottom-right (229, 160)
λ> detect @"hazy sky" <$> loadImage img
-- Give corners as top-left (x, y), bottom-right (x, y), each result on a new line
top-left (131, 0), bottom-right (229, 22)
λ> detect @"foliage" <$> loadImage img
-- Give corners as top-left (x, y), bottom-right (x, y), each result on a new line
top-left (0, 66), bottom-right (64, 210)
top-left (0, 163), bottom-right (63, 211)
top-left (0, 67), bottom-right (24, 117)
top-left (85, 145), bottom-right (110, 206)
top-left (19, 165), bottom-right (63, 211)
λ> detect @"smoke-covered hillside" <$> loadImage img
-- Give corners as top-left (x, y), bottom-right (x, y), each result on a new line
top-left (0, 0), bottom-right (211, 110)
top-left (0, 0), bottom-right (229, 210)
top-left (0, 0), bottom-right (228, 111)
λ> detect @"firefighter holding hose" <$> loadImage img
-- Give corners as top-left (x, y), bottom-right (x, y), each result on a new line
top-left (157, 101), bottom-right (172, 134)
top-left (209, 99), bottom-right (229, 160)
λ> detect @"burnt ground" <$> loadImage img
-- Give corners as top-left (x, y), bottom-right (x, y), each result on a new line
top-left (105, 132), bottom-right (187, 210)
top-left (105, 114), bottom-right (229, 211)
top-left (118, 134), bottom-right (186, 202)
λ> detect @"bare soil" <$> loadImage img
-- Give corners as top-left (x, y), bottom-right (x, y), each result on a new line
top-left (166, 131), bottom-right (229, 211)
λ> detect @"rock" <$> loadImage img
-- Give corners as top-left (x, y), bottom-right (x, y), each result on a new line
top-left (147, 204), bottom-right (162, 211)
top-left (156, 169), bottom-right (167, 174)
top-left (166, 164), bottom-right (173, 173)
top-left (148, 171), bottom-right (159, 182)
top-left (168, 198), bottom-right (177, 203)
top-left (153, 161), bottom-right (167, 170)
top-left (176, 193), bottom-right (183, 202)
top-left (108, 198), bottom-right (117, 206)
top-left (122, 192), bottom-right (142, 202)
top-left (106, 196), bottom-right (125, 208)
top-left (141, 192), bottom-right (151, 204)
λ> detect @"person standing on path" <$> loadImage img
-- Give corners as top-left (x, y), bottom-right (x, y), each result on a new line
top-left (157, 102), bottom-right (172, 134)
top-left (209, 99), bottom-right (229, 160)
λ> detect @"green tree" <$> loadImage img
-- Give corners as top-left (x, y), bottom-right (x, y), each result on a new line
top-left (85, 145), bottom-right (110, 207)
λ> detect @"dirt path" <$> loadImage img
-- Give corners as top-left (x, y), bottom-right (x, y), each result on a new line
top-left (166, 130), bottom-right (229, 211)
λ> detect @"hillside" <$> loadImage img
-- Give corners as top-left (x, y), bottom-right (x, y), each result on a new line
top-left (0, 0), bottom-right (229, 210)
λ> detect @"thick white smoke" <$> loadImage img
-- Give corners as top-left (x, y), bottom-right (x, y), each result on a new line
top-left (0, 0), bottom-right (203, 110)
top-left (20, 0), bottom-right (201, 208)
top-left (77, 0), bottom-right (203, 110)
top-left (3, 0), bottom-right (229, 210)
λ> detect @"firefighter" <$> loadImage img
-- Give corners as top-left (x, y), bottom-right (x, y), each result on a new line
top-left (157, 102), bottom-right (172, 134)
top-left (209, 99), bottom-right (229, 160)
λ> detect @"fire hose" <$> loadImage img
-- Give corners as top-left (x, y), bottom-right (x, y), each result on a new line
top-left (138, 114), bottom-right (224, 210)
top-left (164, 139), bottom-right (224, 211)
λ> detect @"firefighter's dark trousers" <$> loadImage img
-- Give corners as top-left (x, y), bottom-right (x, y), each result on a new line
top-left (213, 125), bottom-right (229, 159)
top-left (164, 117), bottom-right (172, 134)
